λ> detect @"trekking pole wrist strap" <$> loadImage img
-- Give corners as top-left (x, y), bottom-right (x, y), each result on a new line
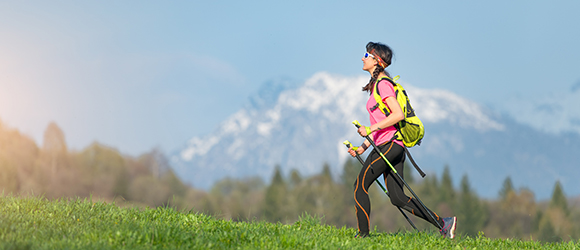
top-left (364, 126), bottom-right (372, 135)
top-left (352, 120), bottom-right (372, 136)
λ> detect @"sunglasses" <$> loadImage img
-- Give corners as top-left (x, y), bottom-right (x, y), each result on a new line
top-left (364, 52), bottom-right (375, 59)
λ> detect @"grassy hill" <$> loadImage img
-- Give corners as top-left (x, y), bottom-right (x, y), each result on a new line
top-left (0, 195), bottom-right (577, 249)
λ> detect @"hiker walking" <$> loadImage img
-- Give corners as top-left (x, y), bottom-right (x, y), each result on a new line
top-left (348, 42), bottom-right (457, 238)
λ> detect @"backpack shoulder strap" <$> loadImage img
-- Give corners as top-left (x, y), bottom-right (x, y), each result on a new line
top-left (372, 76), bottom-right (394, 115)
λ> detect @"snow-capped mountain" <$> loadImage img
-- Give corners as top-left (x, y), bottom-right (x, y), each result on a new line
top-left (171, 72), bottom-right (580, 200)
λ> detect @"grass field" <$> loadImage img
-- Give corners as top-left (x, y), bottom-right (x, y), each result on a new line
top-left (1, 195), bottom-right (578, 249)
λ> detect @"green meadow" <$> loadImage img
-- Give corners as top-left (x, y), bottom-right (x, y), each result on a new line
top-left (1, 195), bottom-right (578, 250)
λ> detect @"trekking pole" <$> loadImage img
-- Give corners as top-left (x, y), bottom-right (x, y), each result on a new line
top-left (352, 120), bottom-right (443, 229)
top-left (343, 140), bottom-right (418, 231)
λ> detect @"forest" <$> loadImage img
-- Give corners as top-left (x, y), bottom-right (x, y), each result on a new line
top-left (0, 120), bottom-right (578, 242)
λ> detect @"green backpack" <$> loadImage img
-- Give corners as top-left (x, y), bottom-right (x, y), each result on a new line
top-left (372, 75), bottom-right (425, 148)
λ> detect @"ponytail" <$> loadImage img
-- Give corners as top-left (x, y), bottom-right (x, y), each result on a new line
top-left (362, 66), bottom-right (385, 93)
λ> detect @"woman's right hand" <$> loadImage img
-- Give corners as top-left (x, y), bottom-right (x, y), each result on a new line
top-left (348, 146), bottom-right (365, 157)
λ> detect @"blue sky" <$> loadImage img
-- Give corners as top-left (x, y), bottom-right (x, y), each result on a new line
top-left (1, 1), bottom-right (579, 156)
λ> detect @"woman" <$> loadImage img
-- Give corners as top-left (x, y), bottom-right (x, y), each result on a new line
top-left (348, 42), bottom-right (457, 238)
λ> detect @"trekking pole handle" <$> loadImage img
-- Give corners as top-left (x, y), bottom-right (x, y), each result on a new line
top-left (343, 140), bottom-right (358, 151)
top-left (345, 140), bottom-right (375, 173)
top-left (344, 140), bottom-right (363, 164)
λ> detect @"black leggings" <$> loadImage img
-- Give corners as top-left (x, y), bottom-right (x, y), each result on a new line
top-left (354, 141), bottom-right (443, 234)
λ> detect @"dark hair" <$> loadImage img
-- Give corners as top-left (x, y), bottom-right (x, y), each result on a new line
top-left (362, 42), bottom-right (394, 93)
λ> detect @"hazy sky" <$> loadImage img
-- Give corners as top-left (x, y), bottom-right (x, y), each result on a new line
top-left (1, 1), bottom-right (579, 156)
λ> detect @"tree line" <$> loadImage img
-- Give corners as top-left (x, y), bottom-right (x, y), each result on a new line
top-left (201, 160), bottom-right (579, 242)
top-left (0, 121), bottom-right (188, 206)
top-left (0, 120), bottom-right (578, 242)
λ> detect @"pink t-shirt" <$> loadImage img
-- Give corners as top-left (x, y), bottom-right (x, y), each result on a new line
top-left (366, 79), bottom-right (404, 147)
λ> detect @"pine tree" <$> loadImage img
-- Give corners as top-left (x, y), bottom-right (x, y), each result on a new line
top-left (549, 180), bottom-right (569, 215)
top-left (40, 122), bottom-right (70, 186)
top-left (537, 216), bottom-right (560, 242)
top-left (402, 160), bottom-right (415, 184)
top-left (261, 166), bottom-right (288, 222)
top-left (532, 210), bottom-right (543, 234)
top-left (438, 165), bottom-right (456, 205)
top-left (341, 158), bottom-right (359, 187)
top-left (339, 158), bottom-right (358, 217)
top-left (321, 162), bottom-right (332, 182)
top-left (315, 163), bottom-right (342, 224)
top-left (457, 174), bottom-right (487, 237)
top-left (289, 168), bottom-right (302, 189)
top-left (418, 174), bottom-right (439, 206)
top-left (499, 176), bottom-right (514, 201)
